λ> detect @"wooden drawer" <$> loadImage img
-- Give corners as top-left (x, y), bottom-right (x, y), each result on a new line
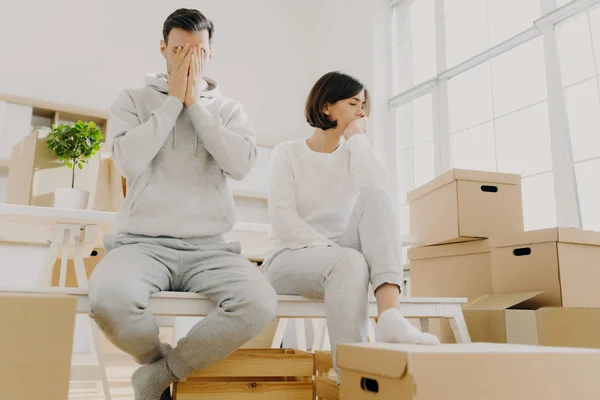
top-left (173, 349), bottom-right (315, 400)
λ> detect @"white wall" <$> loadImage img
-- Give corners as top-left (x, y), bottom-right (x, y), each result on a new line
top-left (0, 0), bottom-right (319, 147)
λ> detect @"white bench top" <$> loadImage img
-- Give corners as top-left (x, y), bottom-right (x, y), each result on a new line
top-left (0, 287), bottom-right (467, 319)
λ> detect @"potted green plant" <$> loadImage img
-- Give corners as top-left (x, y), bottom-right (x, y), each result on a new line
top-left (46, 120), bottom-right (103, 209)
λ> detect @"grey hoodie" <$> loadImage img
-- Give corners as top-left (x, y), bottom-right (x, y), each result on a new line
top-left (109, 73), bottom-right (257, 238)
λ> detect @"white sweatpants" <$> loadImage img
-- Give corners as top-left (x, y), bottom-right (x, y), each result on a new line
top-left (264, 186), bottom-right (404, 368)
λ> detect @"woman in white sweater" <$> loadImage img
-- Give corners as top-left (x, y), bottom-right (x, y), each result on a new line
top-left (264, 71), bottom-right (439, 371)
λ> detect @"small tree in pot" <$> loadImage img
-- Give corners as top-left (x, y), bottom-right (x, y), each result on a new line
top-left (46, 120), bottom-right (103, 209)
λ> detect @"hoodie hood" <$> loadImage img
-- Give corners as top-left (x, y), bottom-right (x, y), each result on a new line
top-left (145, 72), bottom-right (220, 98)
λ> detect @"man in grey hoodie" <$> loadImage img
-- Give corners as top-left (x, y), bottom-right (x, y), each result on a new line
top-left (88, 8), bottom-right (277, 400)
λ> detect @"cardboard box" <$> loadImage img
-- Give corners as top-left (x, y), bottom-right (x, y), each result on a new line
top-left (432, 292), bottom-right (600, 349)
top-left (173, 349), bottom-right (314, 400)
top-left (490, 228), bottom-right (600, 307)
top-left (408, 239), bottom-right (491, 300)
top-left (0, 293), bottom-right (77, 400)
top-left (338, 342), bottom-right (600, 399)
top-left (407, 169), bottom-right (523, 246)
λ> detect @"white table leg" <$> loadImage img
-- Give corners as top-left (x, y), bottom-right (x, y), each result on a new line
top-left (323, 329), bottom-right (331, 351)
top-left (449, 312), bottom-right (472, 344)
top-left (88, 318), bottom-right (112, 400)
top-left (58, 228), bottom-right (71, 287)
top-left (311, 319), bottom-right (326, 351)
top-left (295, 319), bottom-right (307, 351)
top-left (72, 228), bottom-right (88, 289)
top-left (38, 238), bottom-right (59, 287)
top-left (271, 318), bottom-right (288, 349)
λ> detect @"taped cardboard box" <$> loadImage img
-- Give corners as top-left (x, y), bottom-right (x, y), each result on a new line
top-left (408, 239), bottom-right (491, 300)
top-left (491, 227), bottom-right (600, 307)
top-left (407, 169), bottom-right (523, 246)
top-left (338, 342), bottom-right (600, 400)
top-left (432, 292), bottom-right (600, 349)
top-left (0, 292), bottom-right (77, 400)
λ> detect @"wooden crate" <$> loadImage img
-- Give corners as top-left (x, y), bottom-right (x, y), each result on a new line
top-left (173, 349), bottom-right (314, 400)
top-left (314, 351), bottom-right (338, 400)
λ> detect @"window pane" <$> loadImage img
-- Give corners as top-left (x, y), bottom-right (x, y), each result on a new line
top-left (392, 2), bottom-right (411, 47)
top-left (576, 159), bottom-right (600, 231)
top-left (522, 172), bottom-right (557, 231)
top-left (565, 78), bottom-right (600, 162)
top-left (448, 62), bottom-right (494, 133)
top-left (589, 6), bottom-right (600, 74)
top-left (399, 204), bottom-right (410, 236)
top-left (444, 0), bottom-right (477, 16)
top-left (558, 12), bottom-right (596, 87)
top-left (410, 0), bottom-right (435, 35)
top-left (413, 93), bottom-right (434, 145)
top-left (414, 141), bottom-right (435, 187)
top-left (395, 102), bottom-right (413, 151)
top-left (393, 40), bottom-right (413, 94)
top-left (487, 0), bottom-right (540, 46)
top-left (445, 0), bottom-right (489, 67)
top-left (491, 37), bottom-right (547, 116)
top-left (495, 102), bottom-right (553, 177)
top-left (451, 122), bottom-right (497, 172)
top-left (397, 149), bottom-right (415, 203)
top-left (412, 27), bottom-right (437, 84)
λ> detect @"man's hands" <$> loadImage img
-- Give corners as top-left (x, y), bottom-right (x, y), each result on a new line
top-left (184, 46), bottom-right (205, 107)
top-left (168, 43), bottom-right (192, 104)
top-left (168, 44), bottom-right (206, 107)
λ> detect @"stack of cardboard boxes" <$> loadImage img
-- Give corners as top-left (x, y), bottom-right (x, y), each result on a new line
top-left (406, 168), bottom-right (600, 348)
top-left (332, 169), bottom-right (600, 399)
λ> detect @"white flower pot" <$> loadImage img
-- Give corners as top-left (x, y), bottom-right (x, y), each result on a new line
top-left (53, 188), bottom-right (89, 210)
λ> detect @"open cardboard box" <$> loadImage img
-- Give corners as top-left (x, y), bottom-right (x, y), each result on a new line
top-left (338, 342), bottom-right (600, 399)
top-left (432, 291), bottom-right (600, 348)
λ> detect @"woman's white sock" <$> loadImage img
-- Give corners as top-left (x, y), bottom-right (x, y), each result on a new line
top-left (375, 308), bottom-right (440, 345)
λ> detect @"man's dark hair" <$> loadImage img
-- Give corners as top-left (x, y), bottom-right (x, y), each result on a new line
top-left (305, 71), bottom-right (370, 130)
top-left (163, 8), bottom-right (214, 45)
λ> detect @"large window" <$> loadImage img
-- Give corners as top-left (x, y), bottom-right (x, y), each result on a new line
top-left (558, 5), bottom-right (600, 230)
top-left (392, 0), bottom-right (600, 237)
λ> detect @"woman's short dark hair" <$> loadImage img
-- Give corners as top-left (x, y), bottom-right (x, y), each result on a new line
top-left (305, 71), bottom-right (370, 130)
top-left (163, 8), bottom-right (214, 45)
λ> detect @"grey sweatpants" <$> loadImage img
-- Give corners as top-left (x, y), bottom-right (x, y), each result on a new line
top-left (264, 186), bottom-right (404, 368)
top-left (88, 234), bottom-right (277, 379)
